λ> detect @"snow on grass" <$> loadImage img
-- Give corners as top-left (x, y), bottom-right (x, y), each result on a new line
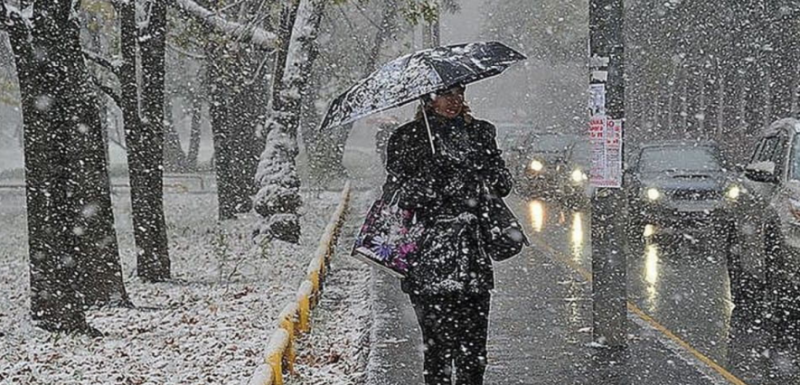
top-left (0, 186), bottom-right (344, 384)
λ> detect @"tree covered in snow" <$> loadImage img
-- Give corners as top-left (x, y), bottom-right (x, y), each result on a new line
top-left (254, 0), bottom-right (327, 244)
top-left (199, 1), bottom-right (276, 221)
top-left (0, 0), bottom-right (128, 334)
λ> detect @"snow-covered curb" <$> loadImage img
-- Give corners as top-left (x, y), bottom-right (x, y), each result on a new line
top-left (246, 182), bottom-right (352, 385)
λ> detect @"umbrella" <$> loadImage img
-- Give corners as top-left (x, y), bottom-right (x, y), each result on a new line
top-left (319, 41), bottom-right (527, 139)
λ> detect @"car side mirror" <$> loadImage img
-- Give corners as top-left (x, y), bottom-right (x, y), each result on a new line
top-left (745, 161), bottom-right (778, 183)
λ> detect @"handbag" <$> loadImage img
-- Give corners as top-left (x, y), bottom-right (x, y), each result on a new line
top-left (405, 213), bottom-right (484, 295)
top-left (351, 190), bottom-right (425, 278)
top-left (478, 189), bottom-right (529, 262)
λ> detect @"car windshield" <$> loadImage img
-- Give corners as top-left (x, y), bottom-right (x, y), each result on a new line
top-left (639, 146), bottom-right (721, 173)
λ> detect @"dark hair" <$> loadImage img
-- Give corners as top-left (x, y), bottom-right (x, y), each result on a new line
top-left (414, 85), bottom-right (472, 122)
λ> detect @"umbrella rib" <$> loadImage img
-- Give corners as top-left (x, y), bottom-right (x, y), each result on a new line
top-left (419, 98), bottom-right (436, 155)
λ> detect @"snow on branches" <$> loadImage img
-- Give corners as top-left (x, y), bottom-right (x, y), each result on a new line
top-left (171, 0), bottom-right (277, 48)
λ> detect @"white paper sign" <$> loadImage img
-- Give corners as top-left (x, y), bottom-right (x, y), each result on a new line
top-left (589, 116), bottom-right (622, 188)
top-left (589, 84), bottom-right (606, 116)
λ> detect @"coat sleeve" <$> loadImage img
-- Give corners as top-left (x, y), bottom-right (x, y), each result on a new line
top-left (476, 121), bottom-right (513, 198)
top-left (385, 124), bottom-right (441, 209)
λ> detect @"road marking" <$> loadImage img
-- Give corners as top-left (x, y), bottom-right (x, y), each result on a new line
top-left (528, 237), bottom-right (748, 385)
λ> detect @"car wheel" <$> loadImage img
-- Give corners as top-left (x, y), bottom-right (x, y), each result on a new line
top-left (726, 222), bottom-right (763, 315)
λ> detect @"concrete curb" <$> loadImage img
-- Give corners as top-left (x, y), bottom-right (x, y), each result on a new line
top-left (247, 181), bottom-right (352, 385)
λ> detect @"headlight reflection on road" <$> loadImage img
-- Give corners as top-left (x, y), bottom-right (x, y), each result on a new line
top-left (571, 212), bottom-right (584, 262)
top-left (643, 224), bottom-right (655, 238)
top-left (528, 200), bottom-right (545, 233)
top-left (644, 243), bottom-right (660, 312)
top-left (645, 244), bottom-right (659, 285)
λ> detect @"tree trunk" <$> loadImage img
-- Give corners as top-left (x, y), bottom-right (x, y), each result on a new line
top-left (187, 90), bottom-right (204, 169)
top-left (254, 0), bottom-right (326, 243)
top-left (199, 0), bottom-right (275, 220)
top-left (4, 0), bottom-right (126, 333)
top-left (684, 64), bottom-right (703, 138)
top-left (702, 65), bottom-right (720, 138)
top-left (163, 96), bottom-right (190, 172)
top-left (206, 39), bottom-right (266, 219)
top-left (133, 0), bottom-right (171, 282)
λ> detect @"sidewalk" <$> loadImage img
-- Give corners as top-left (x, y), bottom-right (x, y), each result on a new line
top-left (367, 242), bottom-right (724, 385)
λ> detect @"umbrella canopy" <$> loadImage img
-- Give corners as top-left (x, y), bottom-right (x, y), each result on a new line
top-left (319, 41), bottom-right (527, 131)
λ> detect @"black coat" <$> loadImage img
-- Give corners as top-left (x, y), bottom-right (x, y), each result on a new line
top-left (383, 113), bottom-right (513, 295)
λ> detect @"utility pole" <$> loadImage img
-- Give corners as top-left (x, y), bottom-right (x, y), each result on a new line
top-left (589, 0), bottom-right (626, 351)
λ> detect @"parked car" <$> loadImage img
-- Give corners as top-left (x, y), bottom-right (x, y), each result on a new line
top-left (507, 131), bottom-right (590, 209)
top-left (623, 141), bottom-right (739, 244)
top-left (728, 118), bottom-right (800, 332)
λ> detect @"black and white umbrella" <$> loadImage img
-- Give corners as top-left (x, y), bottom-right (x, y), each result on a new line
top-left (319, 41), bottom-right (527, 136)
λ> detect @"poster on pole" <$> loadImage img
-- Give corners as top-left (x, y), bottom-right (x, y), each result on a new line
top-left (589, 116), bottom-right (623, 188)
top-left (589, 114), bottom-right (606, 186)
top-left (589, 84), bottom-right (606, 116)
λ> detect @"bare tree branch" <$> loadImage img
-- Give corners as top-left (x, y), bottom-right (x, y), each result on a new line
top-left (170, 0), bottom-right (277, 49)
top-left (89, 75), bottom-right (123, 109)
top-left (83, 49), bottom-right (121, 76)
top-left (166, 42), bottom-right (206, 59)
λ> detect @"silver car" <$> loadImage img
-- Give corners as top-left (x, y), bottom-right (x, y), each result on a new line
top-left (730, 118), bottom-right (800, 330)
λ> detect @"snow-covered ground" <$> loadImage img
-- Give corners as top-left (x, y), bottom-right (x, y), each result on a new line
top-left (0, 183), bottom-right (364, 384)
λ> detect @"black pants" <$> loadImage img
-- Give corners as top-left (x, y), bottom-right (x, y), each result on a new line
top-left (410, 293), bottom-right (491, 385)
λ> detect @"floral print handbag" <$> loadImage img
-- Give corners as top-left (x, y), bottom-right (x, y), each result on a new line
top-left (351, 191), bottom-right (425, 278)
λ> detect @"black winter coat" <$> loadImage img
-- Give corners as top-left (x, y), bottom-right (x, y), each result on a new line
top-left (383, 113), bottom-right (513, 295)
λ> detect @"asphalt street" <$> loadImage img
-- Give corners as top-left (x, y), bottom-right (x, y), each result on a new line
top-left (517, 196), bottom-right (800, 385)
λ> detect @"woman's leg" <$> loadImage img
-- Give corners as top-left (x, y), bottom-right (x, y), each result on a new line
top-left (453, 293), bottom-right (491, 385)
top-left (412, 294), bottom-right (457, 385)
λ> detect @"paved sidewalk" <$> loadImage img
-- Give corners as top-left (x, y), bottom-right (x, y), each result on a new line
top-left (367, 243), bottom-right (725, 385)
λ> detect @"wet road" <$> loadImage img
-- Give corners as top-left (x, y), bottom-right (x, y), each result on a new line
top-left (511, 194), bottom-right (800, 385)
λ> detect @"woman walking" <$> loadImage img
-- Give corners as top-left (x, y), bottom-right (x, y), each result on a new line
top-left (382, 84), bottom-right (513, 385)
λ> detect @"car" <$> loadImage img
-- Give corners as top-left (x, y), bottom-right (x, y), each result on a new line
top-left (728, 118), bottom-right (800, 332)
top-left (623, 141), bottom-right (739, 245)
top-left (506, 131), bottom-right (590, 209)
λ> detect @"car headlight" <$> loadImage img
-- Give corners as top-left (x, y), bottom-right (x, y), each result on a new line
top-left (530, 160), bottom-right (544, 172)
top-left (726, 185), bottom-right (741, 200)
top-left (571, 169), bottom-right (587, 183)
top-left (646, 188), bottom-right (661, 201)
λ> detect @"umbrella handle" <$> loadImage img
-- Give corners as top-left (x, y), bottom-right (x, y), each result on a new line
top-left (419, 98), bottom-right (436, 155)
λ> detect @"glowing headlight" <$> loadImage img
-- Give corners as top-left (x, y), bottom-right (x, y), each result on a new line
top-left (646, 188), bottom-right (661, 201)
top-left (571, 169), bottom-right (586, 183)
top-left (726, 185), bottom-right (741, 200)
top-left (530, 160), bottom-right (544, 172)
